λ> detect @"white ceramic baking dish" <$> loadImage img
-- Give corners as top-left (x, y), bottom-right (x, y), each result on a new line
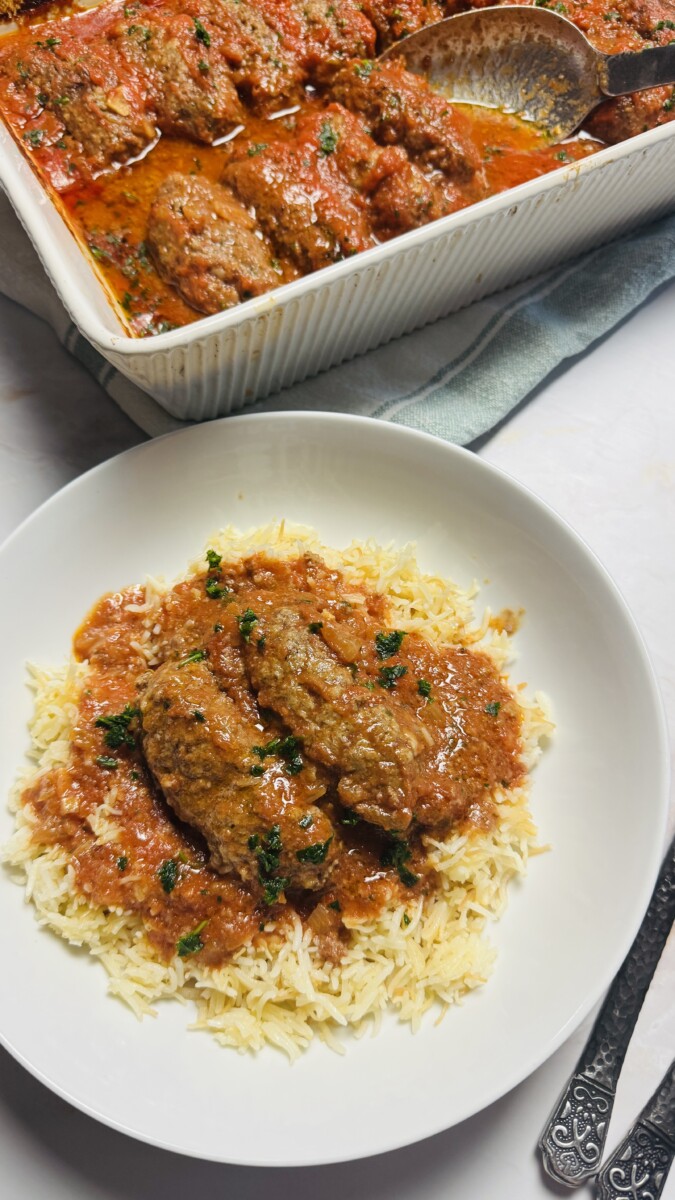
top-left (1, 108), bottom-right (674, 420)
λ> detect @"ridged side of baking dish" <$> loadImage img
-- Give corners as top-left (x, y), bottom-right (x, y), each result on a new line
top-left (1, 117), bottom-right (674, 420)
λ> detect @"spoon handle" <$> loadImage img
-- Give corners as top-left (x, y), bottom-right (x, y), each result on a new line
top-left (600, 43), bottom-right (675, 97)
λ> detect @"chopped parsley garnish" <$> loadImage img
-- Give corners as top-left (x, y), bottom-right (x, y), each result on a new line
top-left (179, 648), bottom-right (206, 665)
top-left (117, 856), bottom-right (128, 871)
top-left (308, 621), bottom-right (323, 634)
top-left (37, 91), bottom-right (48, 105)
top-left (253, 825), bottom-right (290, 905)
top-left (485, 700), bottom-right (501, 716)
top-left (375, 630), bottom-right (405, 659)
top-left (402, 912), bottom-right (411, 927)
top-left (198, 59), bottom-right (209, 73)
top-left (177, 920), bottom-right (207, 957)
top-left (556, 150), bottom-right (571, 162)
top-left (96, 755), bottom-right (118, 769)
top-left (318, 118), bottom-right (338, 155)
top-left (257, 635), bottom-right (266, 652)
top-left (655, 18), bottom-right (675, 28)
top-left (157, 858), bottom-right (179, 893)
top-left (247, 142), bottom-right (268, 156)
top-left (130, 770), bottom-right (140, 782)
top-left (237, 608), bottom-right (258, 642)
top-left (23, 129), bottom-right (44, 147)
top-left (378, 664), bottom-right (407, 690)
top-left (250, 764), bottom-right (265, 777)
top-left (193, 710), bottom-right (205, 722)
top-left (354, 59), bottom-right (373, 78)
top-left (193, 17), bottom-right (211, 45)
top-left (298, 812), bottom-right (314, 829)
top-left (213, 623), bottom-right (224, 633)
top-left (417, 679), bottom-right (432, 699)
top-left (205, 576), bottom-right (229, 599)
top-left (329, 899), bottom-right (341, 911)
top-left (252, 735), bottom-right (304, 775)
top-left (95, 704), bottom-right (140, 749)
top-left (296, 837), bottom-right (332, 865)
top-left (206, 549), bottom-right (222, 569)
top-left (381, 836), bottom-right (419, 888)
top-left (340, 809), bottom-right (360, 826)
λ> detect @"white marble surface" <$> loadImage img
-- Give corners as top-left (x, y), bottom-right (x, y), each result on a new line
top-left (0, 281), bottom-right (673, 1199)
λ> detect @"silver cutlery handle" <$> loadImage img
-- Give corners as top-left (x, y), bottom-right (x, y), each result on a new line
top-left (600, 44), bottom-right (675, 97)
top-left (596, 1060), bottom-right (675, 1200)
top-left (539, 836), bottom-right (675, 1187)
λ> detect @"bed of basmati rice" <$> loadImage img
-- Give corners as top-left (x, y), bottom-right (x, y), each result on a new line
top-left (3, 523), bottom-right (552, 1058)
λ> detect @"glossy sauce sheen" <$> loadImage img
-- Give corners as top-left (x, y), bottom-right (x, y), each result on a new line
top-left (21, 553), bottom-right (525, 967)
top-left (0, 0), bottom-right (613, 336)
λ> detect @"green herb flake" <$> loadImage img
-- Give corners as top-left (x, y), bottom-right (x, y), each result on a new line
top-left (179, 648), bottom-right (207, 666)
top-left (117, 856), bottom-right (128, 871)
top-left (95, 704), bottom-right (140, 750)
top-left (253, 824), bottom-right (290, 905)
top-left (130, 770), bottom-right (140, 782)
top-left (213, 623), bottom-right (224, 633)
top-left (341, 809), bottom-right (360, 827)
top-left (96, 755), bottom-right (118, 769)
top-left (177, 920), bottom-right (208, 957)
top-left (247, 142), bottom-right (268, 156)
top-left (318, 118), bottom-right (338, 155)
top-left (298, 812), bottom-right (314, 829)
top-left (329, 899), bottom-right (341, 911)
top-left (193, 17), bottom-right (211, 46)
top-left (655, 18), bottom-right (675, 29)
top-left (296, 837), bottom-right (332, 865)
top-left (23, 129), bottom-right (44, 147)
top-left (375, 630), bottom-right (405, 659)
top-left (198, 59), bottom-right (209, 73)
top-left (378, 663), bottom-right (407, 690)
top-left (205, 576), bottom-right (229, 599)
top-left (206, 549), bottom-right (222, 569)
top-left (381, 835), bottom-right (419, 888)
top-left (158, 858), bottom-right (179, 893)
top-left (485, 700), bottom-right (501, 717)
top-left (251, 734), bottom-right (304, 775)
top-left (417, 679), bottom-right (432, 699)
top-left (354, 59), bottom-right (373, 78)
top-left (250, 764), bottom-right (265, 777)
top-left (193, 710), bottom-right (205, 723)
top-left (237, 608), bottom-right (258, 642)
top-left (308, 621), bottom-right (323, 634)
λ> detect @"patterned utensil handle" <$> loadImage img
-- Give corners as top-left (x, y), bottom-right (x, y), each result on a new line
top-left (539, 836), bottom-right (675, 1187)
top-left (596, 1060), bottom-right (675, 1200)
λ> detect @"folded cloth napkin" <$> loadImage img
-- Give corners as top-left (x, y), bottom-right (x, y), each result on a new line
top-left (1, 189), bottom-right (674, 443)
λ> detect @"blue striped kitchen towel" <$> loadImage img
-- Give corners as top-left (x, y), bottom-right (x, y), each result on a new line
top-left (1, 190), bottom-right (674, 443)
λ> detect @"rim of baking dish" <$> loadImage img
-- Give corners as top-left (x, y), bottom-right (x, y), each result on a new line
top-left (1, 113), bottom-right (674, 356)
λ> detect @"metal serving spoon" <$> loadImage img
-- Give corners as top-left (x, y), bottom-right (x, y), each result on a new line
top-left (381, 4), bottom-right (675, 142)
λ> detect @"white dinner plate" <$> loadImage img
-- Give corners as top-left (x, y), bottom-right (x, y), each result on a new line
top-left (0, 412), bottom-right (668, 1166)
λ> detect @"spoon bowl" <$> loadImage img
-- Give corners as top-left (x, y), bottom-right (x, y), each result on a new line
top-left (381, 4), bottom-right (675, 142)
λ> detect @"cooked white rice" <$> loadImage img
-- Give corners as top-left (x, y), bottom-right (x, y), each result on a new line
top-left (3, 523), bottom-right (553, 1058)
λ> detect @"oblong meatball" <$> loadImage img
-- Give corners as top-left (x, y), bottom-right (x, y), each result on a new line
top-left (147, 174), bottom-right (281, 314)
top-left (139, 658), bottom-right (337, 896)
top-left (244, 606), bottom-right (425, 831)
top-left (331, 58), bottom-right (482, 182)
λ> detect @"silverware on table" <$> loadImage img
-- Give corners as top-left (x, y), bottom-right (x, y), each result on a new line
top-left (538, 835), bottom-right (675, 1187)
top-left (596, 1060), bottom-right (675, 1200)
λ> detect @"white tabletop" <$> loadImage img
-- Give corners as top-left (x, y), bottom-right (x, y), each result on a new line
top-left (0, 282), bottom-right (673, 1199)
